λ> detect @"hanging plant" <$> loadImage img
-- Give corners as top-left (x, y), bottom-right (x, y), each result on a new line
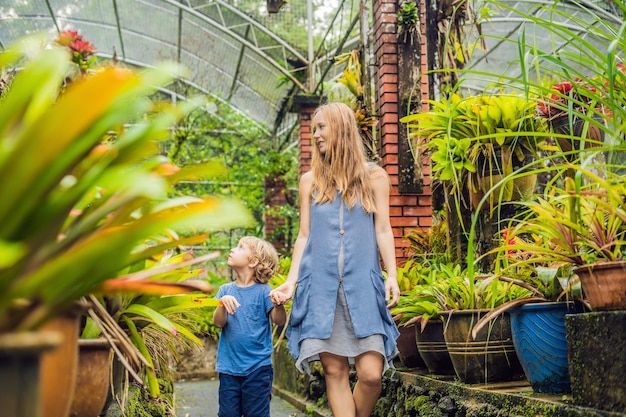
top-left (397, 1), bottom-right (421, 45)
top-left (334, 50), bottom-right (380, 161)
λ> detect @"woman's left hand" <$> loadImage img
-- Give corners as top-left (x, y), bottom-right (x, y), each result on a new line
top-left (385, 276), bottom-right (400, 308)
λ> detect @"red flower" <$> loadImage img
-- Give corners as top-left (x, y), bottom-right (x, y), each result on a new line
top-left (538, 79), bottom-right (601, 119)
top-left (70, 39), bottom-right (96, 59)
top-left (539, 64), bottom-right (626, 121)
top-left (54, 30), bottom-right (82, 47)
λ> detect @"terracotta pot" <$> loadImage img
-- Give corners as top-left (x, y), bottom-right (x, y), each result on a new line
top-left (396, 324), bottom-right (426, 368)
top-left (0, 330), bottom-right (61, 417)
top-left (551, 115), bottom-right (604, 156)
top-left (443, 309), bottom-right (524, 384)
top-left (69, 338), bottom-right (114, 417)
top-left (40, 309), bottom-right (84, 417)
top-left (574, 261), bottom-right (626, 310)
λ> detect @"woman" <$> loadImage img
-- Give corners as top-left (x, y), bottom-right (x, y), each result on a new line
top-left (270, 102), bottom-right (400, 417)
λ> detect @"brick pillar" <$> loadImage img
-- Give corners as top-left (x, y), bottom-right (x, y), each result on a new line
top-left (264, 175), bottom-right (287, 252)
top-left (373, 0), bottom-right (432, 263)
top-left (293, 97), bottom-right (318, 176)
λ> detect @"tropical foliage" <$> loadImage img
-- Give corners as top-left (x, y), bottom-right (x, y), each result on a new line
top-left (0, 34), bottom-right (251, 334)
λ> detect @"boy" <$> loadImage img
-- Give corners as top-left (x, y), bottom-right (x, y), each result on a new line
top-left (213, 236), bottom-right (286, 417)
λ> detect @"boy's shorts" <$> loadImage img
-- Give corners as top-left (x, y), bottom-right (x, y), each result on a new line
top-left (218, 365), bottom-right (273, 417)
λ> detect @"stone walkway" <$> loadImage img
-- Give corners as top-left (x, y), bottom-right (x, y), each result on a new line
top-left (175, 378), bottom-right (308, 417)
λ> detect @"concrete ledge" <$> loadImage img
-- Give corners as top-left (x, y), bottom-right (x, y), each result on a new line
top-left (272, 385), bottom-right (331, 417)
top-left (273, 340), bottom-right (626, 417)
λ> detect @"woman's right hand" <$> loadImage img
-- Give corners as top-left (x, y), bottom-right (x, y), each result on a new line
top-left (269, 282), bottom-right (296, 305)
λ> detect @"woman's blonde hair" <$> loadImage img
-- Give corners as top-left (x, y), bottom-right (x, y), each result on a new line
top-left (239, 236), bottom-right (279, 284)
top-left (311, 102), bottom-right (376, 212)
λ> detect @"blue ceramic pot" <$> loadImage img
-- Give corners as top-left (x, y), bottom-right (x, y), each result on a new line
top-left (510, 302), bottom-right (572, 393)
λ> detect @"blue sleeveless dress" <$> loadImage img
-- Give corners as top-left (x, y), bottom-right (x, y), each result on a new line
top-left (286, 192), bottom-right (400, 374)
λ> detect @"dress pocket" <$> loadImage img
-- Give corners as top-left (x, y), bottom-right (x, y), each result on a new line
top-left (370, 269), bottom-right (394, 325)
top-left (289, 273), bottom-right (311, 326)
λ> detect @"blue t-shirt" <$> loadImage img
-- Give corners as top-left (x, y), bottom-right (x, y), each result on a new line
top-left (215, 282), bottom-right (275, 376)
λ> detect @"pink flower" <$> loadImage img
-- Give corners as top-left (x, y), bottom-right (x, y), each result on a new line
top-left (70, 39), bottom-right (96, 59)
top-left (54, 30), bottom-right (82, 47)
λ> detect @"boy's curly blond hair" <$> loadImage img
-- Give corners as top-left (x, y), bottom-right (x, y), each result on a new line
top-left (240, 236), bottom-right (279, 284)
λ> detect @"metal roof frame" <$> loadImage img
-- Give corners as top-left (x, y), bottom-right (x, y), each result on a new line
top-left (0, 0), bottom-right (325, 135)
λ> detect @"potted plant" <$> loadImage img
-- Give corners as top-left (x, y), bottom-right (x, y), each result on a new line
top-left (389, 260), bottom-right (432, 369)
top-left (388, 223), bottom-right (455, 374)
top-left (391, 262), bottom-right (458, 376)
top-left (77, 248), bottom-right (224, 412)
top-left (487, 167), bottom-right (626, 400)
top-left (471, 228), bottom-right (584, 393)
top-left (401, 92), bottom-right (548, 211)
top-left (427, 262), bottom-right (531, 384)
top-left (0, 34), bottom-right (251, 416)
top-left (500, 168), bottom-right (626, 310)
top-left (536, 64), bottom-right (626, 161)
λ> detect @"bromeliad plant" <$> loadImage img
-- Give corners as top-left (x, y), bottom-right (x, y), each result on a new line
top-left (537, 63), bottom-right (626, 122)
top-left (497, 169), bottom-right (626, 268)
top-left (53, 30), bottom-right (97, 76)
top-left (401, 92), bottom-right (547, 207)
top-left (0, 34), bottom-right (252, 334)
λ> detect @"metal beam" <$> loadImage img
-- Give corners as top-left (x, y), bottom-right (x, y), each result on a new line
top-left (112, 0), bottom-right (126, 59)
top-left (161, 0), bottom-right (308, 92)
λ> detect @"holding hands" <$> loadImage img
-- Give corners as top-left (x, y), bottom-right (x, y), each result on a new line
top-left (269, 282), bottom-right (295, 305)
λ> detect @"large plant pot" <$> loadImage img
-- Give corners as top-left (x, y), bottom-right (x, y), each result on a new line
top-left (551, 115), bottom-right (604, 154)
top-left (69, 338), bottom-right (114, 417)
top-left (566, 311), bottom-right (626, 413)
top-left (469, 146), bottom-right (537, 211)
top-left (415, 320), bottom-right (455, 376)
top-left (40, 310), bottom-right (83, 417)
top-left (0, 331), bottom-right (61, 417)
top-left (443, 309), bottom-right (523, 384)
top-left (574, 261), bottom-right (626, 310)
top-left (510, 302), bottom-right (572, 393)
top-left (396, 324), bottom-right (426, 368)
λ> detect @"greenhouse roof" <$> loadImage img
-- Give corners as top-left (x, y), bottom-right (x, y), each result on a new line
top-left (0, 0), bottom-right (357, 135)
top-left (3, 0), bottom-right (622, 136)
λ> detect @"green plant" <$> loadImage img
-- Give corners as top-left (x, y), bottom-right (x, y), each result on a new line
top-left (460, 0), bottom-right (626, 166)
top-left (334, 50), bottom-right (379, 161)
top-left (495, 168), bottom-right (626, 267)
top-left (469, 221), bottom-right (585, 338)
top-left (403, 218), bottom-right (449, 264)
top-left (390, 258), bottom-right (531, 332)
top-left (401, 92), bottom-right (547, 207)
top-left (0, 34), bottom-right (252, 334)
top-left (397, 1), bottom-right (420, 44)
top-left (389, 262), bottom-right (447, 330)
top-left (82, 249), bottom-right (223, 398)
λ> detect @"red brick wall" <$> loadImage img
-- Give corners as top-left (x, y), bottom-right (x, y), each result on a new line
top-left (264, 176), bottom-right (287, 251)
top-left (298, 107), bottom-right (314, 177)
top-left (293, 0), bottom-right (433, 264)
top-left (373, 0), bottom-right (432, 263)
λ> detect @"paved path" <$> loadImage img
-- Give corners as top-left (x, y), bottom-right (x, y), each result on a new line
top-left (175, 378), bottom-right (307, 417)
